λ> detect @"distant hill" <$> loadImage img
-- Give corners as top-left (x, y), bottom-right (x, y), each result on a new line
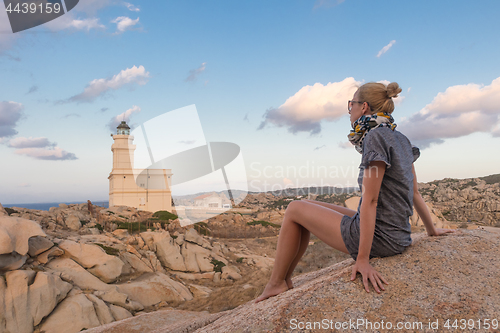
top-left (479, 173), bottom-right (500, 185)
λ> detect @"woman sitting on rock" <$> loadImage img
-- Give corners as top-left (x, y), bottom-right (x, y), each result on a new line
top-left (255, 81), bottom-right (454, 303)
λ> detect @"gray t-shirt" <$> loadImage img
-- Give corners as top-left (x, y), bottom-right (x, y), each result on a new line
top-left (356, 126), bottom-right (420, 248)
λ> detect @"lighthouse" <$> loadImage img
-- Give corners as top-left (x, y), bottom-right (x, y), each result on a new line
top-left (108, 121), bottom-right (173, 213)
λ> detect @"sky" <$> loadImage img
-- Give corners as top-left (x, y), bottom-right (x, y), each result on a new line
top-left (1, 0), bottom-right (500, 204)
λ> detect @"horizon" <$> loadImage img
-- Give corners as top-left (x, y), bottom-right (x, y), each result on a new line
top-left (2, 171), bottom-right (498, 206)
top-left (1, 1), bottom-right (500, 205)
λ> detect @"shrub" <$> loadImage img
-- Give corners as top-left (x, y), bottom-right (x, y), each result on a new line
top-left (459, 222), bottom-right (468, 229)
top-left (211, 258), bottom-right (226, 273)
top-left (95, 223), bottom-right (104, 231)
top-left (442, 211), bottom-right (451, 216)
top-left (94, 243), bottom-right (119, 256)
top-left (116, 222), bottom-right (148, 232)
top-left (247, 220), bottom-right (281, 228)
top-left (4, 207), bottom-right (18, 216)
top-left (194, 222), bottom-right (210, 236)
top-left (236, 257), bottom-right (244, 263)
top-left (118, 215), bottom-right (128, 219)
top-left (153, 210), bottom-right (178, 221)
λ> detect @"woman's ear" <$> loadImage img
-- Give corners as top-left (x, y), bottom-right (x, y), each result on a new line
top-left (362, 102), bottom-right (371, 115)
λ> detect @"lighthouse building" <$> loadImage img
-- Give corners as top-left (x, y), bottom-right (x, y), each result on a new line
top-left (108, 121), bottom-right (173, 213)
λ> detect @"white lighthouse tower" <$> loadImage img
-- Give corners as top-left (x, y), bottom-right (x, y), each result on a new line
top-left (108, 121), bottom-right (173, 213)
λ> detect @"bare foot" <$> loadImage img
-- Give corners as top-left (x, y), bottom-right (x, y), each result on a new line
top-left (285, 277), bottom-right (293, 289)
top-left (254, 280), bottom-right (289, 303)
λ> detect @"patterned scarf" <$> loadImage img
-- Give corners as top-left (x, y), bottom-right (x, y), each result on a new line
top-left (348, 112), bottom-right (397, 154)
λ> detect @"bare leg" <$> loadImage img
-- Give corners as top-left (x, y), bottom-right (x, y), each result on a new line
top-left (284, 225), bottom-right (309, 289)
top-left (254, 201), bottom-right (349, 303)
top-left (284, 199), bottom-right (355, 288)
top-left (301, 199), bottom-right (357, 217)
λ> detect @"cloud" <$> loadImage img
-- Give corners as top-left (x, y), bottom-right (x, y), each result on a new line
top-left (314, 145), bottom-right (326, 151)
top-left (283, 178), bottom-right (293, 186)
top-left (243, 113), bottom-right (249, 122)
top-left (124, 2), bottom-right (140, 12)
top-left (338, 141), bottom-right (352, 149)
top-left (62, 113), bottom-right (81, 118)
top-left (63, 65), bottom-right (150, 103)
top-left (313, 0), bottom-right (345, 9)
top-left (68, 18), bottom-right (106, 31)
top-left (377, 40), bottom-right (396, 58)
top-left (14, 147), bottom-right (77, 160)
top-left (257, 77), bottom-right (360, 135)
top-left (0, 101), bottom-right (23, 138)
top-left (44, 13), bottom-right (106, 31)
top-left (108, 105), bottom-right (141, 132)
top-left (7, 136), bottom-right (77, 160)
top-left (27, 85), bottom-right (38, 94)
top-left (0, 0), bottom-right (113, 52)
top-left (100, 107), bottom-right (109, 112)
top-left (112, 16), bottom-right (140, 34)
top-left (8, 137), bottom-right (56, 149)
top-left (399, 77), bottom-right (500, 148)
top-left (185, 62), bottom-right (207, 82)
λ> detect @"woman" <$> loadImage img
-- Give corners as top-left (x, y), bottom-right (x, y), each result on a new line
top-left (254, 82), bottom-right (454, 303)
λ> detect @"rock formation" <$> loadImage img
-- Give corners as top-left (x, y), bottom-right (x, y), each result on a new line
top-left (86, 229), bottom-right (500, 333)
top-left (418, 176), bottom-right (500, 226)
top-left (0, 204), bottom-right (249, 333)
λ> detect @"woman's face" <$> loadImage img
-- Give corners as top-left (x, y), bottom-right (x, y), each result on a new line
top-left (348, 90), bottom-right (365, 126)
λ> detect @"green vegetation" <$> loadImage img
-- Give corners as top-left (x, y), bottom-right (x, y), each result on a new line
top-left (118, 215), bottom-right (128, 219)
top-left (194, 222), bottom-right (210, 236)
top-left (171, 235), bottom-right (177, 239)
top-left (4, 207), bottom-right (18, 216)
top-left (145, 217), bottom-right (170, 229)
top-left (94, 243), bottom-right (120, 256)
top-left (265, 197), bottom-right (293, 209)
top-left (153, 210), bottom-right (178, 221)
top-left (236, 257), bottom-right (244, 263)
top-left (247, 220), bottom-right (281, 228)
top-left (107, 211), bottom-right (115, 214)
top-left (480, 174), bottom-right (500, 185)
top-left (95, 223), bottom-right (104, 231)
top-left (211, 258), bottom-right (226, 273)
top-left (442, 211), bottom-right (451, 216)
top-left (116, 221), bottom-right (149, 232)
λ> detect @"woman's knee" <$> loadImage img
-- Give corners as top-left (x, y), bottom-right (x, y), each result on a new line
top-left (285, 200), bottom-right (306, 217)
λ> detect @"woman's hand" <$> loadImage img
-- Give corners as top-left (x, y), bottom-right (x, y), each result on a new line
top-left (350, 260), bottom-right (388, 293)
top-left (429, 228), bottom-right (456, 237)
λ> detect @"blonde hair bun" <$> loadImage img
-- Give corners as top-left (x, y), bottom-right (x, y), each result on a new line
top-left (386, 82), bottom-right (402, 98)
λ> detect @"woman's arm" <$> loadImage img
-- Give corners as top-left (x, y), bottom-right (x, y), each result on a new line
top-left (412, 164), bottom-right (455, 236)
top-left (351, 160), bottom-right (388, 293)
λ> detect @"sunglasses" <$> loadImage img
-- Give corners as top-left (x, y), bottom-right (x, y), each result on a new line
top-left (348, 100), bottom-right (364, 112)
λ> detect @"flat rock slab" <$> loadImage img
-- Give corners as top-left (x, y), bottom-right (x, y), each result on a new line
top-left (171, 229), bottom-right (500, 332)
top-left (83, 309), bottom-right (213, 333)
top-left (81, 230), bottom-right (500, 333)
